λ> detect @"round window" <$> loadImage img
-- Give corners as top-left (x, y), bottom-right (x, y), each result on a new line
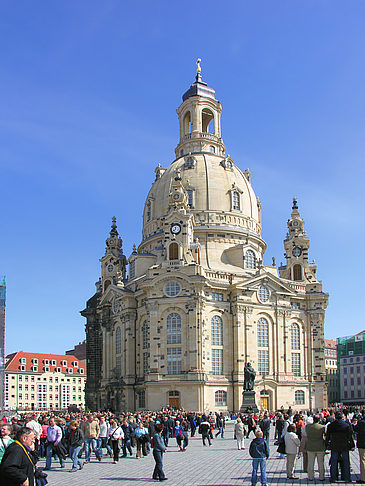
top-left (165, 281), bottom-right (181, 297)
top-left (258, 285), bottom-right (270, 303)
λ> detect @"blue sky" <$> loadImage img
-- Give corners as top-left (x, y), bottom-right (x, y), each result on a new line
top-left (1, 1), bottom-right (364, 354)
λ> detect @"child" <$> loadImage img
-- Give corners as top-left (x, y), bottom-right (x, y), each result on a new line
top-left (249, 430), bottom-right (270, 486)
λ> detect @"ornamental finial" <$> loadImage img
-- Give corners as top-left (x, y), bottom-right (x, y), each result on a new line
top-left (196, 58), bottom-right (201, 74)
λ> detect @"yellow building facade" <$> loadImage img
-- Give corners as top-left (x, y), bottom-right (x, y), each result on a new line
top-left (5, 352), bottom-right (86, 411)
top-left (83, 66), bottom-right (328, 412)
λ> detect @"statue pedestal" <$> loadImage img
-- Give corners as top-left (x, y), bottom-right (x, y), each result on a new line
top-left (240, 390), bottom-right (259, 413)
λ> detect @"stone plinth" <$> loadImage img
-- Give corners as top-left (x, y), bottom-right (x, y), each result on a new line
top-left (240, 390), bottom-right (259, 413)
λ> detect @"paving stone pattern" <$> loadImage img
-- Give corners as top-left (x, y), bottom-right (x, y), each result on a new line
top-left (40, 422), bottom-right (359, 485)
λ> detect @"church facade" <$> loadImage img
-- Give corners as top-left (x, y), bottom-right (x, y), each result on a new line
top-left (82, 65), bottom-right (329, 412)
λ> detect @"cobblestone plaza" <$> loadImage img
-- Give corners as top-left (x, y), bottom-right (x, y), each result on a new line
top-left (39, 422), bottom-right (357, 485)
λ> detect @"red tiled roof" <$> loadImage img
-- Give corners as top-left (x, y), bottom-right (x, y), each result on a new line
top-left (5, 351), bottom-right (86, 374)
top-left (325, 339), bottom-right (337, 349)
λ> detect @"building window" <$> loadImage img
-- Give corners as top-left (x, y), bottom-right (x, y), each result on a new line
top-left (169, 242), bottom-right (179, 261)
top-left (293, 264), bottom-right (302, 281)
top-left (167, 313), bottom-right (181, 344)
top-left (209, 145), bottom-right (215, 153)
top-left (146, 200), bottom-right (152, 221)
top-left (116, 327), bottom-right (121, 354)
top-left (257, 317), bottom-right (269, 347)
top-left (211, 349), bottom-right (223, 375)
top-left (258, 285), bottom-right (270, 303)
top-left (211, 315), bottom-right (223, 346)
top-left (129, 260), bottom-right (135, 279)
top-left (258, 350), bottom-right (269, 374)
top-left (142, 321), bottom-right (149, 349)
top-left (187, 189), bottom-right (194, 208)
top-left (116, 356), bottom-right (121, 374)
top-left (291, 323), bottom-right (300, 350)
top-left (215, 390), bottom-right (227, 406)
top-left (245, 250), bottom-right (256, 269)
top-left (143, 352), bottom-right (149, 376)
top-left (138, 390), bottom-right (146, 408)
top-left (232, 191), bottom-right (240, 210)
top-left (211, 292), bottom-right (223, 301)
top-left (167, 348), bottom-right (182, 375)
top-left (292, 353), bottom-right (301, 376)
top-left (165, 281), bottom-right (181, 297)
top-left (295, 390), bottom-right (305, 405)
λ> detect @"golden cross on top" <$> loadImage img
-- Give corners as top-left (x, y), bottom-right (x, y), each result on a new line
top-left (196, 58), bottom-right (201, 74)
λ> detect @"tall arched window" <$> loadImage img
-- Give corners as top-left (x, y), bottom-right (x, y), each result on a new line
top-left (116, 327), bottom-right (121, 355)
top-left (291, 323), bottom-right (300, 350)
top-left (202, 108), bottom-right (214, 133)
top-left (183, 111), bottom-right (191, 135)
top-left (167, 313), bottom-right (181, 344)
top-left (169, 242), bottom-right (179, 260)
top-left (257, 317), bottom-right (269, 374)
top-left (293, 264), bottom-right (302, 281)
top-left (211, 315), bottom-right (223, 346)
top-left (257, 318), bottom-right (269, 347)
top-left (245, 250), bottom-right (256, 269)
top-left (142, 321), bottom-right (149, 349)
top-left (232, 191), bottom-right (240, 210)
top-left (146, 200), bottom-right (152, 221)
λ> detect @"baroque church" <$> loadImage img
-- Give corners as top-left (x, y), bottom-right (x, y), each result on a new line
top-left (82, 62), bottom-right (328, 412)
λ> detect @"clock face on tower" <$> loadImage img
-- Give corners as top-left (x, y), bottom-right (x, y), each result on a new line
top-left (170, 223), bottom-right (181, 235)
top-left (107, 264), bottom-right (114, 272)
top-left (292, 246), bottom-right (302, 257)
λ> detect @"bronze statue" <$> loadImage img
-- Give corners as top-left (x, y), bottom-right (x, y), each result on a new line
top-left (244, 362), bottom-right (256, 391)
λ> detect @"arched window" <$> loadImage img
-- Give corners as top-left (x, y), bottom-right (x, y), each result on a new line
top-left (292, 353), bottom-right (301, 376)
top-left (142, 321), bottom-right (149, 349)
top-left (245, 250), bottom-right (256, 269)
top-left (291, 323), bottom-right (300, 350)
top-left (257, 318), bottom-right (269, 347)
top-left (167, 313), bottom-right (181, 344)
top-left (209, 145), bottom-right (215, 153)
top-left (211, 316), bottom-right (223, 346)
top-left (183, 111), bottom-right (191, 135)
top-left (202, 108), bottom-right (214, 133)
top-left (116, 327), bottom-right (121, 354)
top-left (169, 242), bottom-right (179, 260)
top-left (215, 390), bottom-right (227, 406)
top-left (257, 317), bottom-right (269, 374)
top-left (232, 191), bottom-right (240, 210)
top-left (295, 390), bottom-right (305, 405)
top-left (146, 200), bottom-right (152, 221)
top-left (293, 264), bottom-right (302, 281)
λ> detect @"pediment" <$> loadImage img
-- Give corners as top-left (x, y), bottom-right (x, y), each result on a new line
top-left (99, 284), bottom-right (127, 306)
top-left (235, 271), bottom-right (298, 296)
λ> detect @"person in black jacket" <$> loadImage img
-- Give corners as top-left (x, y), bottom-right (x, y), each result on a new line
top-left (0, 427), bottom-right (36, 486)
top-left (65, 420), bottom-right (84, 472)
top-left (198, 416), bottom-right (212, 446)
top-left (326, 410), bottom-right (354, 483)
top-left (152, 423), bottom-right (167, 481)
top-left (121, 419), bottom-right (133, 457)
top-left (354, 412), bottom-right (365, 483)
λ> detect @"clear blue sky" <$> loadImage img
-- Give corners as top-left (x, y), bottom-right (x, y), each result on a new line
top-left (1, 1), bottom-right (364, 354)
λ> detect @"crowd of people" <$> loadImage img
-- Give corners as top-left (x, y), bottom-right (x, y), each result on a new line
top-left (1, 406), bottom-right (365, 485)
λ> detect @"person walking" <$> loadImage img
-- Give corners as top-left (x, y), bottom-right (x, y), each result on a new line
top-left (65, 420), bottom-right (84, 472)
top-left (354, 411), bottom-right (365, 484)
top-left (81, 415), bottom-right (102, 463)
top-left (0, 423), bottom-right (14, 463)
top-left (107, 419), bottom-right (124, 463)
top-left (259, 413), bottom-right (271, 443)
top-left (215, 413), bottom-right (225, 438)
top-left (198, 416), bottom-right (212, 446)
top-left (44, 417), bottom-right (65, 470)
top-left (284, 423), bottom-right (301, 479)
top-left (249, 429), bottom-right (269, 486)
top-left (246, 414), bottom-right (257, 439)
top-left (326, 410), bottom-right (354, 483)
top-left (234, 417), bottom-right (246, 450)
top-left (305, 415), bottom-right (326, 482)
top-left (98, 416), bottom-right (112, 458)
top-left (152, 423), bottom-right (168, 481)
top-left (135, 421), bottom-right (149, 458)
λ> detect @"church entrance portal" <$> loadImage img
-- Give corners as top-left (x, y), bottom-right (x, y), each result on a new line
top-left (168, 390), bottom-right (180, 409)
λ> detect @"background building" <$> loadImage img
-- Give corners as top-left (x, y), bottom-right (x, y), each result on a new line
top-left (83, 66), bottom-right (329, 412)
top-left (338, 331), bottom-right (365, 404)
top-left (325, 339), bottom-right (339, 404)
top-left (66, 340), bottom-right (86, 364)
top-left (4, 352), bottom-right (86, 411)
